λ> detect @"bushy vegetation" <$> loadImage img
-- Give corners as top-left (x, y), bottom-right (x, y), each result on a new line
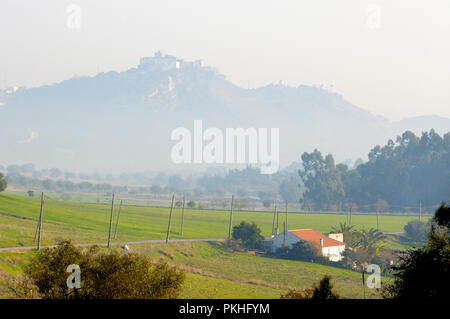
top-left (231, 221), bottom-right (264, 249)
top-left (281, 275), bottom-right (340, 299)
top-left (329, 224), bottom-right (387, 267)
top-left (403, 220), bottom-right (428, 243)
top-left (14, 240), bottom-right (185, 299)
top-left (0, 172), bottom-right (7, 192)
top-left (342, 228), bottom-right (386, 267)
top-left (273, 240), bottom-right (323, 262)
top-left (186, 200), bottom-right (196, 208)
top-left (4, 174), bottom-right (128, 194)
top-left (300, 130), bottom-right (450, 211)
top-left (383, 204), bottom-right (450, 298)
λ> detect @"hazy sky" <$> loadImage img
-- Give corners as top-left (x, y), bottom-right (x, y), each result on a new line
top-left (1, 0), bottom-right (449, 121)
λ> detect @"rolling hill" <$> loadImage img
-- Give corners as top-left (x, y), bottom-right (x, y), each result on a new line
top-left (1, 52), bottom-right (448, 173)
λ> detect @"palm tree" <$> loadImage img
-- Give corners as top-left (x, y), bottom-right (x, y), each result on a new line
top-left (357, 228), bottom-right (386, 251)
top-left (331, 222), bottom-right (360, 248)
top-left (345, 228), bottom-right (386, 266)
top-left (331, 222), bottom-right (355, 234)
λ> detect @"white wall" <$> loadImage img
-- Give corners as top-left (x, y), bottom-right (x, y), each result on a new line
top-left (271, 231), bottom-right (303, 252)
top-left (321, 245), bottom-right (345, 262)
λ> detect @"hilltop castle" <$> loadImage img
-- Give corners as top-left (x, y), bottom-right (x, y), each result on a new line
top-left (138, 51), bottom-right (205, 72)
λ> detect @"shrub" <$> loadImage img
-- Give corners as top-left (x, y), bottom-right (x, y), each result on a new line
top-left (281, 276), bottom-right (339, 299)
top-left (0, 172), bottom-right (7, 192)
top-left (280, 289), bottom-right (313, 299)
top-left (24, 240), bottom-right (185, 299)
top-left (311, 276), bottom-right (340, 299)
top-left (263, 201), bottom-right (272, 208)
top-left (274, 240), bottom-right (322, 262)
top-left (382, 204), bottom-right (450, 299)
top-left (403, 220), bottom-right (428, 242)
top-left (187, 200), bottom-right (196, 208)
top-left (232, 221), bottom-right (264, 249)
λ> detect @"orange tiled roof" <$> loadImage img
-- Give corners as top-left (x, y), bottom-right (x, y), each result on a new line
top-left (289, 229), bottom-right (345, 248)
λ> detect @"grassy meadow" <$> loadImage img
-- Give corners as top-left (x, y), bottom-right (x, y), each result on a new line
top-left (0, 193), bottom-right (404, 299)
top-left (0, 193), bottom-right (422, 249)
top-left (0, 242), bottom-right (392, 299)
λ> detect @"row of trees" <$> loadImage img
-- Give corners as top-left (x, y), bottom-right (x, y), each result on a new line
top-left (0, 164), bottom-right (155, 185)
top-left (4, 174), bottom-right (128, 194)
top-left (299, 130), bottom-right (449, 211)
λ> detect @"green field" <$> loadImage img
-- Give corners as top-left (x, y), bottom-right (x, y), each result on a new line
top-left (0, 248), bottom-right (285, 299)
top-left (0, 242), bottom-right (391, 299)
top-left (0, 193), bottom-right (422, 248)
top-left (130, 242), bottom-right (391, 298)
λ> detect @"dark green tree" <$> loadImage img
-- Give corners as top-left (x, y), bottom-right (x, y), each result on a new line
top-left (187, 200), bottom-right (196, 208)
top-left (299, 130), bottom-right (450, 210)
top-left (299, 150), bottom-right (345, 209)
top-left (0, 172), bottom-right (6, 192)
top-left (275, 240), bottom-right (322, 262)
top-left (232, 221), bottom-right (264, 249)
top-left (383, 204), bottom-right (450, 299)
top-left (311, 276), bottom-right (340, 299)
top-left (21, 240), bottom-right (185, 299)
top-left (331, 222), bottom-right (360, 248)
top-left (403, 220), bottom-right (428, 243)
top-left (280, 276), bottom-right (339, 299)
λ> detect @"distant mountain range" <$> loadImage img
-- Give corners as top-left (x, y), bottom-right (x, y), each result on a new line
top-left (1, 52), bottom-right (449, 173)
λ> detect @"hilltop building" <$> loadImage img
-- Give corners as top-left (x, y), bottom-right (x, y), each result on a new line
top-left (138, 51), bottom-right (205, 72)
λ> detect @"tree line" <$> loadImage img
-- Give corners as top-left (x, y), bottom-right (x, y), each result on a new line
top-left (299, 130), bottom-right (449, 211)
top-left (4, 174), bottom-right (128, 194)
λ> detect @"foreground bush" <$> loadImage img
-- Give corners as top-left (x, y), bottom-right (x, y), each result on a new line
top-left (22, 241), bottom-right (185, 299)
top-left (382, 204), bottom-right (449, 299)
top-left (281, 276), bottom-right (340, 299)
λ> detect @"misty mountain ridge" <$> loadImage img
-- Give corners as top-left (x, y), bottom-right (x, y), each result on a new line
top-left (1, 52), bottom-right (449, 173)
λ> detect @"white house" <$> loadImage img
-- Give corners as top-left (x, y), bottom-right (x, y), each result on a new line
top-left (271, 229), bottom-right (346, 262)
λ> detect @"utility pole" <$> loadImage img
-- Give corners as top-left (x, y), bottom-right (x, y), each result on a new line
top-left (283, 221), bottom-right (286, 245)
top-left (362, 269), bottom-right (366, 299)
top-left (271, 203), bottom-right (277, 236)
top-left (165, 194), bottom-right (175, 243)
top-left (113, 200), bottom-right (122, 239)
top-left (376, 210), bottom-right (379, 230)
top-left (419, 201), bottom-right (422, 221)
top-left (276, 204), bottom-right (279, 235)
top-left (180, 195), bottom-right (186, 236)
top-left (228, 195), bottom-right (234, 240)
top-left (285, 201), bottom-right (288, 231)
top-left (348, 206), bottom-right (353, 225)
top-left (107, 193), bottom-right (115, 248)
top-left (36, 192), bottom-right (44, 250)
top-left (33, 193), bottom-right (43, 242)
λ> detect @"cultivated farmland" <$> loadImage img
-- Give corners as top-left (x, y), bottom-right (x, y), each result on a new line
top-left (0, 193), bottom-right (422, 249)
